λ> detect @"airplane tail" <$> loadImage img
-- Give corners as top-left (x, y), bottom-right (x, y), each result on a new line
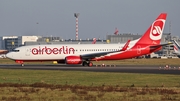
top-left (134, 13), bottom-right (167, 46)
top-left (171, 40), bottom-right (180, 53)
top-left (92, 38), bottom-right (96, 44)
top-left (114, 28), bottom-right (119, 35)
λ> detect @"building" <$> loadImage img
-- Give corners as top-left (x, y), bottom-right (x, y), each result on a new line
top-left (0, 36), bottom-right (18, 51)
top-left (0, 36), bottom-right (39, 51)
top-left (106, 33), bottom-right (141, 43)
top-left (18, 36), bottom-right (39, 46)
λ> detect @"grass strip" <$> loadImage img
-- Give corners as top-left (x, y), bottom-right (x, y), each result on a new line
top-left (0, 69), bottom-right (180, 87)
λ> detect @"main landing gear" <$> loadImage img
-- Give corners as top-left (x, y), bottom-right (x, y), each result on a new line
top-left (82, 61), bottom-right (93, 67)
top-left (21, 63), bottom-right (24, 66)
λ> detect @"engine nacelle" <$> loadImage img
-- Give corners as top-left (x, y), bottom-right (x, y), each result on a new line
top-left (65, 56), bottom-right (82, 64)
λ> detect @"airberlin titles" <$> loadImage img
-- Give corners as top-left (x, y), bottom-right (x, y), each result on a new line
top-left (32, 46), bottom-right (75, 55)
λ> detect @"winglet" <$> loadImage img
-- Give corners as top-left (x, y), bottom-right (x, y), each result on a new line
top-left (120, 40), bottom-right (131, 51)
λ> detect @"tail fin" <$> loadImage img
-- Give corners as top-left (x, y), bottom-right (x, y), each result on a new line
top-left (114, 28), bottom-right (119, 35)
top-left (92, 38), bottom-right (96, 44)
top-left (171, 40), bottom-right (180, 53)
top-left (135, 13), bottom-right (167, 45)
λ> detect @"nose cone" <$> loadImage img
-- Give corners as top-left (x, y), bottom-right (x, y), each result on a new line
top-left (6, 52), bottom-right (13, 59)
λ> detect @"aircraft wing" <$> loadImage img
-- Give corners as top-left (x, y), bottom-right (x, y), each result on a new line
top-left (81, 40), bottom-right (130, 60)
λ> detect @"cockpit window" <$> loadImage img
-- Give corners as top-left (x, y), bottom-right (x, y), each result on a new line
top-left (12, 49), bottom-right (19, 52)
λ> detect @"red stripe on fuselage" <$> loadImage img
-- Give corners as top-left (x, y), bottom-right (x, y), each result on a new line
top-left (92, 45), bottom-right (161, 61)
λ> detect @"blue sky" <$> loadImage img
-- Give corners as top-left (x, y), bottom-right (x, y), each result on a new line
top-left (0, 0), bottom-right (179, 39)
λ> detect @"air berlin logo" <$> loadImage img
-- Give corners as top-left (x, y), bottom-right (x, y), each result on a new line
top-left (31, 46), bottom-right (75, 55)
top-left (150, 19), bottom-right (165, 40)
top-left (152, 26), bottom-right (162, 36)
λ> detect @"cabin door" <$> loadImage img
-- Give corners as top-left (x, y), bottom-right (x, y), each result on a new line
top-left (25, 48), bottom-right (30, 56)
top-left (137, 45), bottom-right (141, 54)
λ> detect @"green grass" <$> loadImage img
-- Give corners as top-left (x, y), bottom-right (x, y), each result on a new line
top-left (0, 58), bottom-right (180, 100)
top-left (0, 58), bottom-right (180, 87)
top-left (0, 69), bottom-right (180, 87)
top-left (0, 69), bottom-right (180, 101)
top-left (0, 86), bottom-right (178, 101)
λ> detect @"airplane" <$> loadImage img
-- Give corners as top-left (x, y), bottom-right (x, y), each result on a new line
top-left (92, 38), bottom-right (96, 44)
top-left (171, 40), bottom-right (180, 57)
top-left (0, 50), bottom-right (8, 54)
top-left (114, 28), bottom-right (119, 35)
top-left (6, 13), bottom-right (169, 66)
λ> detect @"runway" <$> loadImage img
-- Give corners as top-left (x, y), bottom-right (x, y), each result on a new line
top-left (0, 64), bottom-right (180, 75)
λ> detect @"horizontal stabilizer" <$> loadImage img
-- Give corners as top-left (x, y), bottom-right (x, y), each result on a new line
top-left (150, 42), bottom-right (172, 49)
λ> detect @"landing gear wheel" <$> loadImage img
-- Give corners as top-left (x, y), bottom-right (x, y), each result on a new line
top-left (82, 61), bottom-right (88, 66)
top-left (88, 62), bottom-right (93, 67)
top-left (21, 64), bottom-right (24, 66)
top-left (82, 61), bottom-right (93, 67)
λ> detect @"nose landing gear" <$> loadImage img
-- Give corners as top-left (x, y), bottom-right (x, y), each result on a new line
top-left (15, 60), bottom-right (24, 66)
top-left (21, 63), bottom-right (24, 66)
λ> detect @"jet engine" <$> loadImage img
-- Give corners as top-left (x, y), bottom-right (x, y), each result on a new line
top-left (65, 56), bottom-right (82, 64)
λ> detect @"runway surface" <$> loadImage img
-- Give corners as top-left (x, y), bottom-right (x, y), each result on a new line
top-left (0, 64), bottom-right (180, 75)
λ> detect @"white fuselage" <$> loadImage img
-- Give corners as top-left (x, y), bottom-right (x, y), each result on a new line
top-left (6, 39), bottom-right (138, 61)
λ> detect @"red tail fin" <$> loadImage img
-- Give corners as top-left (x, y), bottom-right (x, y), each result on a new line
top-left (114, 28), bottom-right (119, 35)
top-left (135, 13), bottom-right (167, 45)
top-left (92, 38), bottom-right (96, 44)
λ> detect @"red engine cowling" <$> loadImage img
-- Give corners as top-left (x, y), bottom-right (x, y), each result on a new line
top-left (65, 56), bottom-right (82, 64)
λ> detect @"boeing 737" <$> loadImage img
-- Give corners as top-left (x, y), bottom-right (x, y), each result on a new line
top-left (171, 40), bottom-right (180, 57)
top-left (6, 13), bottom-right (169, 66)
